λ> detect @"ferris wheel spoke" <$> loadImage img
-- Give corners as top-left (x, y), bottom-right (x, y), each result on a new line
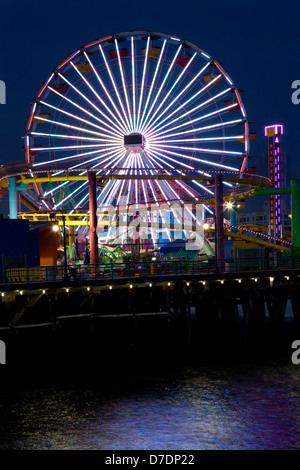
top-left (99, 179), bottom-right (122, 207)
top-left (171, 179), bottom-right (199, 200)
top-left (141, 158), bottom-right (179, 238)
top-left (153, 147), bottom-right (239, 172)
top-left (156, 182), bottom-right (186, 232)
top-left (141, 50), bottom-right (198, 134)
top-left (142, 180), bottom-right (168, 241)
top-left (30, 141), bottom-right (122, 168)
top-left (47, 85), bottom-right (124, 136)
top-left (38, 100), bottom-right (124, 138)
top-left (105, 152), bottom-right (132, 200)
top-left (50, 166), bottom-right (91, 197)
top-left (151, 118), bottom-right (244, 141)
top-left (172, 175), bottom-right (205, 201)
top-left (116, 179), bottom-right (127, 206)
top-left (114, 39), bottom-right (133, 132)
top-left (31, 143), bottom-right (118, 152)
top-left (192, 179), bottom-right (214, 195)
top-left (56, 73), bottom-right (125, 135)
top-left (46, 178), bottom-right (89, 209)
top-left (83, 51), bottom-right (129, 134)
top-left (146, 150), bottom-right (176, 170)
top-left (77, 174), bottom-right (112, 210)
top-left (136, 36), bottom-right (150, 131)
top-left (148, 102), bottom-right (243, 140)
top-left (30, 138), bottom-right (120, 166)
top-left (131, 36), bottom-right (137, 131)
top-left (164, 178), bottom-right (185, 202)
top-left (154, 180), bottom-right (171, 205)
top-left (99, 44), bottom-right (132, 132)
top-left (44, 150), bottom-right (126, 201)
top-left (142, 63), bottom-right (214, 134)
top-left (153, 51), bottom-right (197, 115)
top-left (104, 180), bottom-right (122, 206)
top-left (96, 151), bottom-right (129, 205)
top-left (69, 148), bottom-right (126, 171)
top-left (124, 152), bottom-right (137, 206)
top-left (138, 39), bottom-right (167, 132)
top-left (152, 135), bottom-right (242, 144)
top-left (54, 181), bottom-right (89, 209)
top-left (30, 114), bottom-right (122, 142)
top-left (158, 178), bottom-right (202, 236)
top-left (126, 180), bottom-right (132, 206)
top-left (136, 153), bottom-right (150, 207)
top-left (146, 157), bottom-right (200, 212)
top-left (78, 156), bottom-right (126, 210)
top-left (156, 87), bottom-right (233, 134)
top-left (31, 145), bottom-right (121, 170)
top-left (147, 148), bottom-right (194, 170)
top-left (65, 154), bottom-right (126, 210)
top-left (44, 179), bottom-right (78, 198)
top-left (149, 185), bottom-right (172, 240)
top-left (146, 86), bottom-right (232, 139)
top-left (74, 193), bottom-right (89, 210)
top-left (30, 131), bottom-right (118, 143)
top-left (32, 146), bottom-right (121, 168)
top-left (151, 143), bottom-right (244, 157)
top-left (70, 152), bottom-right (126, 187)
top-left (70, 60), bottom-right (127, 135)
top-left (92, 150), bottom-right (127, 171)
top-left (146, 155), bottom-right (200, 201)
top-left (139, 43), bottom-right (182, 134)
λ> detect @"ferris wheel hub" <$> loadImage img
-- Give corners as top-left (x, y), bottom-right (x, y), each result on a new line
top-left (123, 133), bottom-right (144, 150)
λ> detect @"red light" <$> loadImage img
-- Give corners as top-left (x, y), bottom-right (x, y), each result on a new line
top-left (85, 36), bottom-right (112, 48)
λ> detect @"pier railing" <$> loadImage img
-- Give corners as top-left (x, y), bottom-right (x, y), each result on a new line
top-left (1, 255), bottom-right (300, 287)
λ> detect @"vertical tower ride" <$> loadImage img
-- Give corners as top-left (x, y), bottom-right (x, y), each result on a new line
top-left (265, 124), bottom-right (283, 240)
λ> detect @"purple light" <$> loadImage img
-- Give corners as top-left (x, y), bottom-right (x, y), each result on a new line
top-left (264, 124), bottom-right (284, 136)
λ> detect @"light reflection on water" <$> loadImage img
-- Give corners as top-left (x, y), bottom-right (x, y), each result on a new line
top-left (1, 358), bottom-right (300, 450)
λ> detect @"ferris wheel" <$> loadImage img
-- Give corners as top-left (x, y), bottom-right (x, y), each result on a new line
top-left (24, 30), bottom-right (250, 232)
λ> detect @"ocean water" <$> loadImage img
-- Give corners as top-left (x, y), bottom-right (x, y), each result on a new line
top-left (0, 356), bottom-right (300, 450)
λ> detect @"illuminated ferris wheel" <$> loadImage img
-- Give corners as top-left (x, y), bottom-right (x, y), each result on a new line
top-left (24, 30), bottom-right (250, 217)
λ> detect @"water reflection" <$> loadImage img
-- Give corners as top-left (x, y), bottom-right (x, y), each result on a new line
top-left (1, 359), bottom-right (300, 450)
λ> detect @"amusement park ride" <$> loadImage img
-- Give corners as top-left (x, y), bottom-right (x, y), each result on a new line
top-left (0, 31), bottom-right (297, 267)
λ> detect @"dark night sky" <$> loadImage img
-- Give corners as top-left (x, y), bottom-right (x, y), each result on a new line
top-left (0, 0), bottom-right (300, 188)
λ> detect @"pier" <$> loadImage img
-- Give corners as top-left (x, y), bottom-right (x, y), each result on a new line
top-left (0, 256), bottom-right (299, 368)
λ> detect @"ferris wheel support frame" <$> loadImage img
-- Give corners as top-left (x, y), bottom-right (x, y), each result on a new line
top-left (4, 166), bottom-right (274, 272)
top-left (5, 167), bottom-right (293, 255)
top-left (7, 177), bottom-right (27, 219)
